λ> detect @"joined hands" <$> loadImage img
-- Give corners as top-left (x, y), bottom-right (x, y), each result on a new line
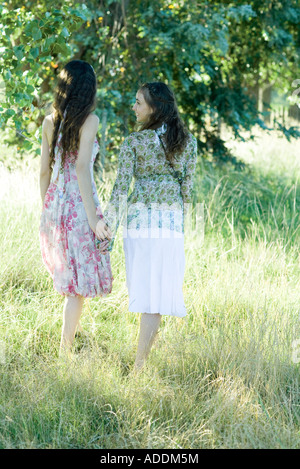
top-left (95, 217), bottom-right (112, 255)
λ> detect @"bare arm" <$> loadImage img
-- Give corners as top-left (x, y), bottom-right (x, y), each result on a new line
top-left (40, 117), bottom-right (52, 205)
top-left (76, 115), bottom-right (111, 241)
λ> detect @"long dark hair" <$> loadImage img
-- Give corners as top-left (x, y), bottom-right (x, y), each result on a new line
top-left (49, 60), bottom-right (97, 170)
top-left (138, 82), bottom-right (189, 164)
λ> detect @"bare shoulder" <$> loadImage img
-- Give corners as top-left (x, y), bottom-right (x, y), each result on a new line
top-left (42, 114), bottom-right (54, 144)
top-left (85, 113), bottom-right (99, 125)
top-left (43, 113), bottom-right (54, 129)
top-left (79, 114), bottom-right (99, 141)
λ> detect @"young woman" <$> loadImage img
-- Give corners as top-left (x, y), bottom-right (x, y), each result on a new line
top-left (104, 82), bottom-right (197, 370)
top-left (39, 60), bottom-right (113, 353)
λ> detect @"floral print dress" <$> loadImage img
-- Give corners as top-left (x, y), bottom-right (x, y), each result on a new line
top-left (40, 131), bottom-right (113, 298)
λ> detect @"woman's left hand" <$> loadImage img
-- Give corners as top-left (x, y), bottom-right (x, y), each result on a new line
top-left (99, 239), bottom-right (110, 255)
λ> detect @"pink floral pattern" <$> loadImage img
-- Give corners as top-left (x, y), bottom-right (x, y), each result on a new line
top-left (40, 132), bottom-right (113, 298)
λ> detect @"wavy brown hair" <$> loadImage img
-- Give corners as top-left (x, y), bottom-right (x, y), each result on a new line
top-left (138, 82), bottom-right (189, 165)
top-left (49, 60), bottom-right (97, 171)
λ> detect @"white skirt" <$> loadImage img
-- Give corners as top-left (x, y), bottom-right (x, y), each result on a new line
top-left (123, 227), bottom-right (186, 317)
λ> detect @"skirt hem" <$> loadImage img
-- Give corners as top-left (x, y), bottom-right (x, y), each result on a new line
top-left (128, 307), bottom-right (187, 318)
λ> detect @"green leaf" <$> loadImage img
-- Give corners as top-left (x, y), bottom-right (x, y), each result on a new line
top-left (61, 27), bottom-right (69, 38)
top-left (26, 84), bottom-right (35, 94)
top-left (72, 9), bottom-right (88, 21)
top-left (54, 37), bottom-right (71, 55)
top-left (29, 47), bottom-right (39, 59)
top-left (13, 46), bottom-right (24, 60)
top-left (44, 36), bottom-right (55, 47)
top-left (5, 71), bottom-right (12, 81)
top-left (22, 139), bottom-right (33, 151)
top-left (5, 109), bottom-right (16, 117)
top-left (32, 27), bottom-right (42, 41)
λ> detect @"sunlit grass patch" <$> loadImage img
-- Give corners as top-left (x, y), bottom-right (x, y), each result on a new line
top-left (0, 129), bottom-right (299, 448)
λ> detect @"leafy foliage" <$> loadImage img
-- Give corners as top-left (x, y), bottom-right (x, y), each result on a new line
top-left (0, 0), bottom-right (299, 164)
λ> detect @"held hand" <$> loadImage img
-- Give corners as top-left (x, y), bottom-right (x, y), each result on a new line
top-left (99, 239), bottom-right (110, 255)
top-left (95, 218), bottom-right (112, 241)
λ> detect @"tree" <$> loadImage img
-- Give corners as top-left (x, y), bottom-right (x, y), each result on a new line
top-left (0, 0), bottom-right (88, 153)
top-left (0, 0), bottom-right (299, 165)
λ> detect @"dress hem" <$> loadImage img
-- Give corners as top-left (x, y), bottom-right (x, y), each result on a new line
top-left (127, 307), bottom-right (187, 318)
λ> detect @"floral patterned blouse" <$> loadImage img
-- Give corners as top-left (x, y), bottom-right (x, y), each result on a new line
top-left (104, 125), bottom-right (197, 250)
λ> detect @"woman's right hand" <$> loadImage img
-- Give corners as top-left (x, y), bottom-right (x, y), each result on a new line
top-left (89, 215), bottom-right (112, 241)
top-left (95, 218), bottom-right (112, 241)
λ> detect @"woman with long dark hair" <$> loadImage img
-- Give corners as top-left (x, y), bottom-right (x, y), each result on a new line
top-left (39, 60), bottom-right (113, 353)
top-left (104, 82), bottom-right (197, 370)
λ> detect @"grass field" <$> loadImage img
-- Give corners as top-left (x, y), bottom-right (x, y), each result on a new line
top-left (0, 127), bottom-right (299, 449)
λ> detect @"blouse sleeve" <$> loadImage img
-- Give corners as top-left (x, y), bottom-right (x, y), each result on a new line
top-left (104, 136), bottom-right (135, 251)
top-left (180, 135), bottom-right (197, 204)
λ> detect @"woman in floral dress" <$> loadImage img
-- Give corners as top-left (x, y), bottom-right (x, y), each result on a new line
top-left (40, 60), bottom-right (113, 353)
top-left (104, 82), bottom-right (197, 370)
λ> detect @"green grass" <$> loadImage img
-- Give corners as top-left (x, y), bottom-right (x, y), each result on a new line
top-left (0, 127), bottom-right (299, 449)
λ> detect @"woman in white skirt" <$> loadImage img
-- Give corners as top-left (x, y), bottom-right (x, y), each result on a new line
top-left (102, 82), bottom-right (197, 370)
